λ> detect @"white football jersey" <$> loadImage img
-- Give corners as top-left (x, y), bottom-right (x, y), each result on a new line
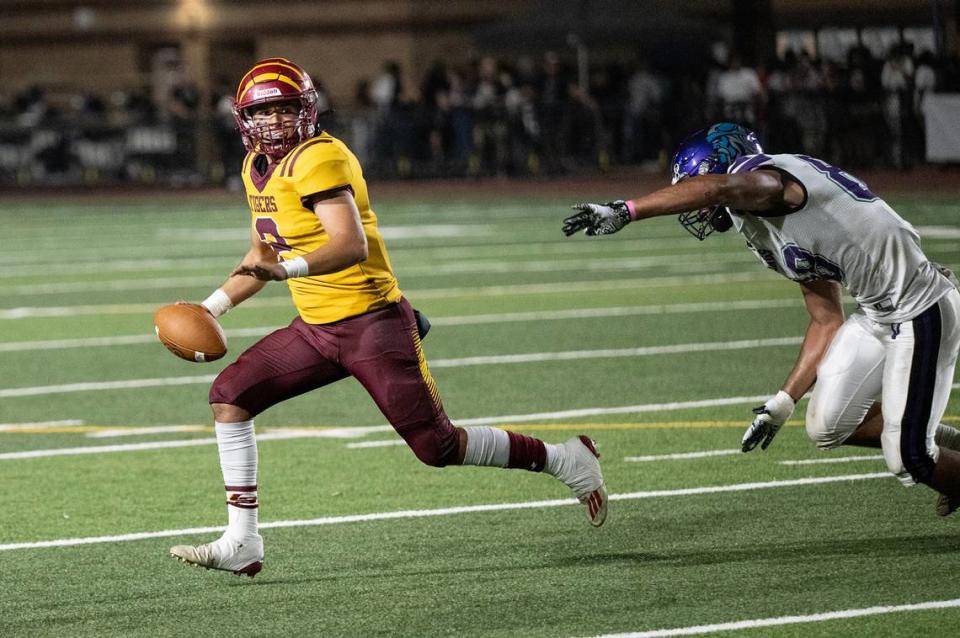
top-left (725, 153), bottom-right (954, 323)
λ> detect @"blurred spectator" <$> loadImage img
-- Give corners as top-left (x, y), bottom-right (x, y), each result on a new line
top-left (623, 60), bottom-right (663, 164)
top-left (537, 51), bottom-right (570, 174)
top-left (2, 42), bottom-right (957, 188)
top-left (881, 44), bottom-right (915, 168)
top-left (715, 54), bottom-right (763, 127)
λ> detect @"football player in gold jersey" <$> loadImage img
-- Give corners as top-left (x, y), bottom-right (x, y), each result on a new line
top-left (169, 58), bottom-right (607, 578)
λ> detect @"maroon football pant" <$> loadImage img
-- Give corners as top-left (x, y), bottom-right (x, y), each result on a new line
top-left (209, 298), bottom-right (460, 466)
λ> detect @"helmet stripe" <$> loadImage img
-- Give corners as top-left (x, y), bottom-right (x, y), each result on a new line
top-left (236, 79), bottom-right (256, 101)
top-left (249, 60), bottom-right (303, 80)
top-left (251, 72), bottom-right (302, 92)
top-left (235, 66), bottom-right (304, 101)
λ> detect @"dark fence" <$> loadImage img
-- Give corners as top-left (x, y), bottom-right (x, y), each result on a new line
top-left (0, 90), bottom-right (940, 189)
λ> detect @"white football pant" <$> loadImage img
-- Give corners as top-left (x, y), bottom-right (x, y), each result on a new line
top-left (805, 289), bottom-right (960, 486)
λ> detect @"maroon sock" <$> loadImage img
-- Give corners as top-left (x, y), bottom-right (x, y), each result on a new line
top-left (506, 431), bottom-right (546, 472)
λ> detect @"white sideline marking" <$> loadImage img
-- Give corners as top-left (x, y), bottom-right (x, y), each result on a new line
top-left (0, 271), bottom-right (773, 319)
top-left (625, 449), bottom-right (741, 462)
top-left (0, 472), bottom-right (888, 552)
top-left (0, 299), bottom-right (799, 353)
top-left (0, 395), bottom-right (783, 460)
top-left (781, 455), bottom-right (884, 466)
top-left (585, 598), bottom-right (960, 638)
top-left (0, 337), bottom-right (803, 398)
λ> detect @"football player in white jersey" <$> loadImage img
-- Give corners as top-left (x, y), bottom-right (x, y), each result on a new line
top-left (563, 123), bottom-right (960, 515)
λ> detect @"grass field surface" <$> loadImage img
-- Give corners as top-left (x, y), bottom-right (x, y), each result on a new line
top-left (1, 185), bottom-right (959, 637)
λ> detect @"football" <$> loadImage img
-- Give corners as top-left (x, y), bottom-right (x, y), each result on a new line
top-left (153, 303), bottom-right (227, 363)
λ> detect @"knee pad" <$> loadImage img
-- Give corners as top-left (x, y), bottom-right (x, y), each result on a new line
top-left (805, 410), bottom-right (845, 450)
top-left (208, 365), bottom-right (241, 406)
top-left (403, 427), bottom-right (459, 468)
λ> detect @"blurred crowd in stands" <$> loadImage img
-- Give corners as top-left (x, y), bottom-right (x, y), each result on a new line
top-left (1, 41), bottom-right (959, 188)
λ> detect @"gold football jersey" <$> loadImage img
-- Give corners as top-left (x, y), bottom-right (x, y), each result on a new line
top-left (240, 132), bottom-right (402, 324)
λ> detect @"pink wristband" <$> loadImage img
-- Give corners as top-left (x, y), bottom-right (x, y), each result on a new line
top-left (625, 200), bottom-right (638, 221)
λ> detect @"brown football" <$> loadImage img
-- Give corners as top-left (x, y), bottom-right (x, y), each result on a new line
top-left (153, 303), bottom-right (227, 363)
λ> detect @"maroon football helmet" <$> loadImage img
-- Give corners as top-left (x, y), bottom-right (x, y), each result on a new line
top-left (233, 57), bottom-right (318, 159)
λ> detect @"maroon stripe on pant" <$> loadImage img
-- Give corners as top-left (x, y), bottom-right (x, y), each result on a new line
top-left (224, 485), bottom-right (257, 492)
top-left (506, 431), bottom-right (546, 472)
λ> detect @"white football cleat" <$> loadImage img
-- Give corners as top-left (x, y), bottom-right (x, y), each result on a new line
top-left (170, 534), bottom-right (264, 578)
top-left (557, 435), bottom-right (608, 527)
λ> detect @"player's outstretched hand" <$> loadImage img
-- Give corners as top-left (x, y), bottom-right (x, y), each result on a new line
top-left (562, 201), bottom-right (632, 237)
top-left (232, 262), bottom-right (288, 281)
top-left (741, 390), bottom-right (795, 452)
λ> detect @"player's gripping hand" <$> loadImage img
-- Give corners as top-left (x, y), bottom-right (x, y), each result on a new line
top-left (741, 390), bottom-right (795, 452)
top-left (232, 262), bottom-right (288, 281)
top-left (562, 201), bottom-right (633, 237)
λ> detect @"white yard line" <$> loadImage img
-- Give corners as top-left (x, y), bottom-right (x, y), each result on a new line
top-left (0, 420), bottom-right (84, 431)
top-left (86, 425), bottom-right (209, 438)
top-left (0, 429), bottom-right (384, 460)
top-left (0, 337), bottom-right (803, 398)
top-left (0, 253), bottom-right (759, 296)
top-left (151, 223), bottom-right (495, 243)
top-left (585, 598), bottom-right (960, 638)
top-left (0, 271), bottom-right (773, 319)
top-left (2, 254), bottom-right (755, 297)
top-left (625, 449), bottom-right (742, 462)
top-left (0, 299), bottom-right (798, 353)
top-left (0, 396), bottom-right (782, 460)
top-left (346, 439), bottom-right (406, 449)
top-left (780, 455), bottom-right (885, 466)
top-left (0, 329), bottom-right (274, 352)
top-left (0, 472), bottom-right (889, 552)
top-left (429, 337), bottom-right (801, 368)
top-left (0, 375), bottom-right (219, 398)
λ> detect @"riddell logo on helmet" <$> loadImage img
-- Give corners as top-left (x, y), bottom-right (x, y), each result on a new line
top-left (253, 87), bottom-right (283, 99)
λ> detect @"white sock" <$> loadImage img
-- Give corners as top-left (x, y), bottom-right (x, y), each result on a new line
top-left (215, 420), bottom-right (259, 541)
top-left (544, 443), bottom-right (565, 477)
top-left (462, 426), bottom-right (510, 467)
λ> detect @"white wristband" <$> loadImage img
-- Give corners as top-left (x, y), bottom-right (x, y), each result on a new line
top-left (280, 257), bottom-right (310, 279)
top-left (767, 390), bottom-right (796, 420)
top-left (201, 288), bottom-right (233, 318)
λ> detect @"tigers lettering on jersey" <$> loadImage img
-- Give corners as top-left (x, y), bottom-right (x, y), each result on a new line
top-left (248, 195), bottom-right (278, 213)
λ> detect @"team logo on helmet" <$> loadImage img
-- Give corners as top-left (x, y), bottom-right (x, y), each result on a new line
top-left (706, 123), bottom-right (762, 169)
top-left (670, 123), bottom-right (762, 241)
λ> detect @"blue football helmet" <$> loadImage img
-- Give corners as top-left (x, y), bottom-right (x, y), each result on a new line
top-left (671, 123), bottom-right (763, 240)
